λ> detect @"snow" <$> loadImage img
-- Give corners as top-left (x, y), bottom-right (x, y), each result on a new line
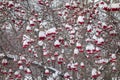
top-left (15, 3), bottom-right (20, 7)
top-left (30, 20), bottom-right (34, 25)
top-left (26, 25), bottom-right (32, 31)
top-left (112, 66), bottom-right (116, 70)
top-left (74, 62), bottom-right (79, 66)
top-left (80, 62), bottom-right (84, 66)
top-left (74, 48), bottom-right (79, 54)
top-left (71, 63), bottom-right (76, 69)
top-left (47, 77), bottom-right (54, 80)
top-left (86, 44), bottom-right (95, 51)
top-left (0, 3), bottom-right (3, 7)
top-left (8, 1), bottom-right (14, 5)
top-left (70, 29), bottom-right (75, 34)
top-left (43, 51), bottom-right (48, 56)
top-left (99, 1), bottom-right (107, 8)
top-left (64, 72), bottom-right (70, 78)
top-left (47, 67), bottom-right (61, 79)
top-left (39, 31), bottom-right (46, 38)
top-left (58, 36), bottom-right (63, 40)
top-left (8, 69), bottom-right (13, 73)
top-left (0, 53), bottom-right (5, 57)
top-left (51, 56), bottom-right (55, 61)
top-left (23, 35), bottom-right (30, 41)
top-left (93, 35), bottom-right (98, 40)
top-left (111, 54), bottom-right (116, 59)
top-left (18, 60), bottom-right (22, 64)
top-left (86, 38), bottom-right (92, 42)
top-left (14, 71), bottom-right (20, 75)
top-left (109, 3), bottom-right (120, 8)
top-left (96, 58), bottom-right (109, 64)
top-left (1, 52), bottom-right (62, 79)
top-left (61, 49), bottom-right (64, 53)
top-left (76, 42), bottom-right (82, 48)
top-left (20, 56), bottom-right (26, 61)
top-left (70, 40), bottom-right (74, 44)
top-left (89, 0), bottom-right (99, 3)
top-left (54, 40), bottom-right (60, 46)
top-left (46, 27), bottom-right (57, 35)
top-left (2, 59), bottom-right (7, 64)
top-left (58, 54), bottom-right (63, 60)
top-left (51, 0), bottom-right (63, 8)
top-left (91, 68), bottom-right (97, 76)
top-left (110, 30), bottom-right (116, 34)
top-left (24, 75), bottom-right (32, 80)
top-left (77, 16), bottom-right (84, 23)
top-left (72, 1), bottom-right (77, 7)
top-left (38, 41), bottom-right (44, 46)
top-left (87, 25), bottom-right (92, 31)
top-left (93, 35), bottom-right (104, 44)
top-left (65, 3), bottom-right (70, 7)
top-left (65, 24), bottom-right (72, 30)
top-left (45, 69), bottom-right (50, 74)
top-left (23, 40), bottom-right (29, 46)
top-left (26, 68), bottom-right (31, 73)
top-left (19, 65), bottom-right (24, 70)
top-left (34, 28), bottom-right (39, 32)
top-left (96, 47), bottom-right (100, 51)
top-left (97, 37), bottom-right (104, 44)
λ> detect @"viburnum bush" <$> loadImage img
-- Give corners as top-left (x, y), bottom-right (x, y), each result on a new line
top-left (0, 0), bottom-right (120, 80)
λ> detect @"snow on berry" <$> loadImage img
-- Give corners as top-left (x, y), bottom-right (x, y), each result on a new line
top-left (39, 31), bottom-right (46, 40)
top-left (77, 16), bottom-right (84, 25)
top-left (54, 40), bottom-right (60, 48)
